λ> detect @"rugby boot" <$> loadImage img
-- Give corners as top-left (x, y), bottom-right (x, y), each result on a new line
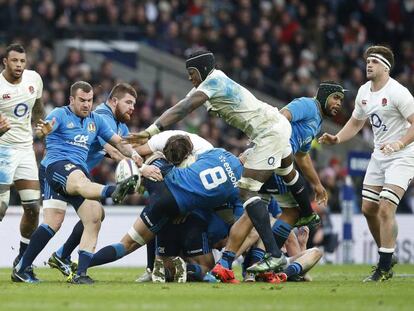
top-left (136, 268), bottom-right (152, 283)
top-left (294, 212), bottom-right (321, 231)
top-left (112, 176), bottom-right (138, 204)
top-left (172, 256), bottom-right (187, 283)
top-left (48, 252), bottom-right (77, 277)
top-left (363, 266), bottom-right (393, 282)
top-left (246, 253), bottom-right (287, 273)
top-left (11, 266), bottom-right (39, 283)
top-left (210, 263), bottom-right (239, 283)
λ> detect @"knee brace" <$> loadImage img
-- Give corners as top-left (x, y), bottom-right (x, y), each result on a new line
top-left (0, 189), bottom-right (10, 221)
top-left (19, 189), bottom-right (40, 205)
top-left (127, 226), bottom-right (146, 246)
top-left (274, 163), bottom-right (294, 176)
top-left (362, 187), bottom-right (380, 204)
top-left (379, 188), bottom-right (400, 206)
top-left (237, 177), bottom-right (263, 192)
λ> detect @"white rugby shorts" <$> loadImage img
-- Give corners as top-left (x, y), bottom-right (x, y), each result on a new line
top-left (363, 149), bottom-right (414, 191)
top-left (244, 115), bottom-right (292, 170)
top-left (0, 145), bottom-right (39, 184)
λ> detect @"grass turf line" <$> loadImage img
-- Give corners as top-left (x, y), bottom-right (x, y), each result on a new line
top-left (1, 265), bottom-right (414, 311)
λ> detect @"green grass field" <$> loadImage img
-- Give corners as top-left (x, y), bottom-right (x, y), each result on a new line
top-left (1, 265), bottom-right (413, 311)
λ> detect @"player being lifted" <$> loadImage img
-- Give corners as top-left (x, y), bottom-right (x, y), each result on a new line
top-left (0, 44), bottom-right (44, 269)
top-left (319, 45), bottom-right (414, 282)
top-left (125, 50), bottom-right (317, 277)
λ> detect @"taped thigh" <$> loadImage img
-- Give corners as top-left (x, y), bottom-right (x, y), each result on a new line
top-left (42, 199), bottom-right (68, 211)
top-left (379, 188), bottom-right (400, 206)
top-left (362, 187), bottom-right (380, 204)
top-left (127, 226), bottom-right (146, 245)
top-left (19, 189), bottom-right (40, 205)
top-left (237, 177), bottom-right (263, 192)
top-left (274, 163), bottom-right (294, 176)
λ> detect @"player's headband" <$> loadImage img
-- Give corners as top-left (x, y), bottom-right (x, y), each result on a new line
top-left (367, 53), bottom-right (391, 70)
top-left (186, 52), bottom-right (215, 81)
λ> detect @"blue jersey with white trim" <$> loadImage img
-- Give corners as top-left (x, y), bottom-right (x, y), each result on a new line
top-left (41, 106), bottom-right (115, 172)
top-left (164, 148), bottom-right (243, 213)
top-left (286, 97), bottom-right (322, 154)
top-left (86, 103), bottom-right (129, 170)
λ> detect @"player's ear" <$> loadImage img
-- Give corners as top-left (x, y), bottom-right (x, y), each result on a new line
top-left (69, 96), bottom-right (74, 104)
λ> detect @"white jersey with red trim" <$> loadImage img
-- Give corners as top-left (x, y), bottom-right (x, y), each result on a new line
top-left (353, 77), bottom-right (414, 152)
top-left (0, 70), bottom-right (43, 147)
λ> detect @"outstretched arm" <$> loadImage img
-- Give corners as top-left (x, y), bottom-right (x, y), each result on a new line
top-left (123, 91), bottom-right (209, 145)
top-left (318, 116), bottom-right (366, 145)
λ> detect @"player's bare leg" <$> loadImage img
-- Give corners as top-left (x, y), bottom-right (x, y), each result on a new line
top-left (361, 185), bottom-right (382, 246)
top-left (14, 180), bottom-right (40, 265)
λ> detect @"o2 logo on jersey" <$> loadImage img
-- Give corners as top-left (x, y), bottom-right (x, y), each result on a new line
top-left (14, 103), bottom-right (29, 118)
top-left (370, 113), bottom-right (388, 132)
top-left (268, 156), bottom-right (276, 166)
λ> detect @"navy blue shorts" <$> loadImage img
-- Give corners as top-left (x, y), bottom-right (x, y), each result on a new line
top-left (40, 161), bottom-right (90, 211)
top-left (140, 181), bottom-right (180, 234)
top-left (155, 214), bottom-right (211, 257)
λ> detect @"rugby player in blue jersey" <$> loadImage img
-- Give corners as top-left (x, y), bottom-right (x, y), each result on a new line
top-left (11, 81), bottom-right (149, 284)
top-left (85, 144), bottom-right (243, 280)
top-left (44, 83), bottom-right (162, 279)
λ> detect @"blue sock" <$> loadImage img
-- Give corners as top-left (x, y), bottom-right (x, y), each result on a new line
top-left (187, 263), bottom-right (203, 281)
top-left (101, 185), bottom-right (116, 199)
top-left (250, 247), bottom-right (265, 264)
top-left (89, 243), bottom-right (126, 268)
top-left (56, 220), bottom-right (84, 259)
top-left (16, 224), bottom-right (55, 272)
top-left (77, 250), bottom-right (94, 276)
top-left (272, 219), bottom-right (293, 248)
top-left (18, 240), bottom-right (29, 259)
top-left (378, 249), bottom-right (393, 271)
top-left (218, 250), bottom-right (236, 269)
top-left (284, 262), bottom-right (303, 278)
top-left (242, 250), bottom-right (253, 277)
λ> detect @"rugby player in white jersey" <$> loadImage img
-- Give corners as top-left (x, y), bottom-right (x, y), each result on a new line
top-left (124, 50), bottom-right (315, 282)
top-left (319, 45), bottom-right (414, 282)
top-left (0, 44), bottom-right (44, 267)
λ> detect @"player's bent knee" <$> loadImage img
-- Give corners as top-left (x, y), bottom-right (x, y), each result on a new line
top-left (0, 190), bottom-right (10, 221)
top-left (379, 188), bottom-right (400, 207)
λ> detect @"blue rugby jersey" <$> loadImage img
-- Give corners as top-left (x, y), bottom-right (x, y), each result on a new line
top-left (41, 106), bottom-right (115, 172)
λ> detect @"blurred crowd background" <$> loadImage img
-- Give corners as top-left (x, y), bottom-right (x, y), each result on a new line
top-left (2, 0), bottom-right (414, 214)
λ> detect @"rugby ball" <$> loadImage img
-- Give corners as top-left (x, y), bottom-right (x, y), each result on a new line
top-left (115, 158), bottom-right (141, 186)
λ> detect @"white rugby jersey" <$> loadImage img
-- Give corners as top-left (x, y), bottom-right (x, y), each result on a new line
top-left (195, 69), bottom-right (284, 141)
top-left (148, 130), bottom-right (213, 155)
top-left (0, 70), bottom-right (43, 147)
top-left (353, 78), bottom-right (414, 151)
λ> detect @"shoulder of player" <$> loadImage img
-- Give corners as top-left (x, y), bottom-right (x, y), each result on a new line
top-left (23, 69), bottom-right (43, 82)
